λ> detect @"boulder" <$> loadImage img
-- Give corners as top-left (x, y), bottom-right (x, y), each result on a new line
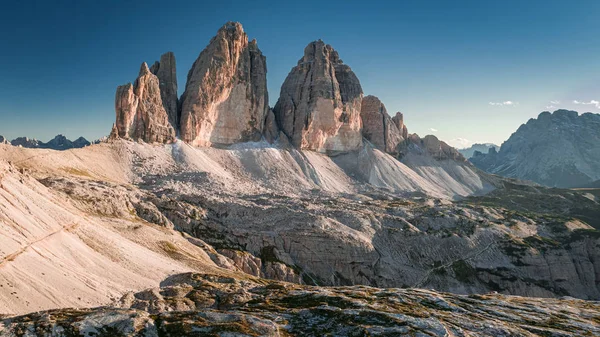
top-left (273, 40), bottom-right (363, 153)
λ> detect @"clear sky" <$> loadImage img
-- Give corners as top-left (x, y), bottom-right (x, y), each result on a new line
top-left (1, 0), bottom-right (600, 148)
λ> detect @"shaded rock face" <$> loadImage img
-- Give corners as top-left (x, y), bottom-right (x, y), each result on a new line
top-left (149, 52), bottom-right (179, 130)
top-left (409, 134), bottom-right (466, 161)
top-left (8, 135), bottom-right (90, 150)
top-left (115, 63), bottom-right (176, 143)
top-left (10, 137), bottom-right (41, 148)
top-left (273, 40), bottom-right (363, 153)
top-left (392, 112), bottom-right (408, 139)
top-left (179, 22), bottom-right (269, 147)
top-left (263, 108), bottom-right (279, 143)
top-left (0, 136), bottom-right (9, 145)
top-left (459, 143), bottom-right (499, 159)
top-left (72, 137), bottom-right (91, 148)
top-left (360, 95), bottom-right (404, 154)
top-left (470, 110), bottom-right (600, 188)
top-left (44, 134), bottom-right (74, 150)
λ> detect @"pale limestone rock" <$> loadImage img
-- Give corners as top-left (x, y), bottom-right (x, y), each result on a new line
top-left (410, 134), bottom-right (466, 161)
top-left (149, 52), bottom-right (179, 130)
top-left (115, 63), bottom-right (176, 143)
top-left (392, 112), bottom-right (408, 139)
top-left (360, 95), bottom-right (404, 154)
top-left (273, 40), bottom-right (363, 153)
top-left (218, 249), bottom-right (262, 277)
top-left (179, 22), bottom-right (269, 147)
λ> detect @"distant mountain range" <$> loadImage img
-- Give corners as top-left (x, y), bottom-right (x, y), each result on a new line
top-left (0, 134), bottom-right (91, 150)
top-left (458, 143), bottom-right (499, 159)
top-left (470, 109), bottom-right (600, 188)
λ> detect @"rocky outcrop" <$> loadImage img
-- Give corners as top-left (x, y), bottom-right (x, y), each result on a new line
top-left (409, 134), bottom-right (466, 161)
top-left (149, 52), bottom-right (179, 130)
top-left (392, 112), bottom-right (408, 139)
top-left (360, 95), bottom-right (404, 154)
top-left (218, 249), bottom-right (302, 283)
top-left (273, 40), bottom-right (363, 153)
top-left (3, 273), bottom-right (598, 336)
top-left (179, 22), bottom-right (269, 147)
top-left (0, 136), bottom-right (9, 145)
top-left (114, 63), bottom-right (176, 143)
top-left (470, 110), bottom-right (600, 188)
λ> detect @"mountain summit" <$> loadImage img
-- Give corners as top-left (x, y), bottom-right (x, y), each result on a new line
top-left (470, 110), bottom-right (600, 187)
top-left (180, 22), bottom-right (269, 147)
top-left (274, 40), bottom-right (364, 153)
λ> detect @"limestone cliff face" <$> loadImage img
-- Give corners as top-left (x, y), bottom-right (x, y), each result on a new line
top-left (115, 63), bottom-right (176, 143)
top-left (273, 40), bottom-right (363, 153)
top-left (149, 52), bottom-right (179, 130)
top-left (360, 95), bottom-right (404, 154)
top-left (179, 22), bottom-right (269, 147)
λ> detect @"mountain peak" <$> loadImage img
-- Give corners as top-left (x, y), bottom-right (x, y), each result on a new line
top-left (471, 110), bottom-right (600, 187)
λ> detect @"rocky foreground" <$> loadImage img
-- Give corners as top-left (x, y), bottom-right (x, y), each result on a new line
top-left (1, 273), bottom-right (599, 336)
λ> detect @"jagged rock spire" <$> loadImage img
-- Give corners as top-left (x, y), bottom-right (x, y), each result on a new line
top-left (179, 22), bottom-right (269, 146)
top-left (150, 52), bottom-right (179, 130)
top-left (114, 62), bottom-right (176, 143)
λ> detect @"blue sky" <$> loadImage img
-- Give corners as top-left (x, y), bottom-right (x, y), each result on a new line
top-left (1, 0), bottom-right (600, 148)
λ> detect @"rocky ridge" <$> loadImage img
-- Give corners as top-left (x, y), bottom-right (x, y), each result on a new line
top-left (10, 137), bottom-right (41, 148)
top-left (408, 134), bottom-right (467, 161)
top-left (6, 135), bottom-right (90, 150)
top-left (470, 110), bottom-right (600, 187)
top-left (109, 21), bottom-right (466, 166)
top-left (1, 273), bottom-right (598, 336)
